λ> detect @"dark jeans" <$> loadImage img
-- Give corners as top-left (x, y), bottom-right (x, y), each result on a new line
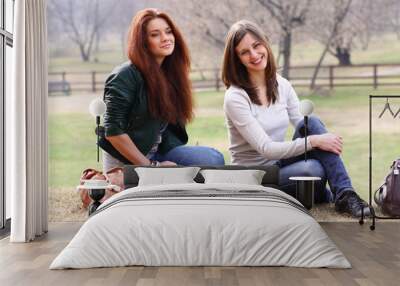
top-left (278, 116), bottom-right (353, 203)
top-left (152, 145), bottom-right (225, 166)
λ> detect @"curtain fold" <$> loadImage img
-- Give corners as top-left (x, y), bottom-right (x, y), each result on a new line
top-left (9, 0), bottom-right (48, 242)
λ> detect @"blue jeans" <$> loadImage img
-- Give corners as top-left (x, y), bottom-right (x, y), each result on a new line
top-left (152, 145), bottom-right (225, 166)
top-left (278, 116), bottom-right (353, 203)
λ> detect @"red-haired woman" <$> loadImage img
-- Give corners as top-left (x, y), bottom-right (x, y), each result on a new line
top-left (99, 8), bottom-right (224, 170)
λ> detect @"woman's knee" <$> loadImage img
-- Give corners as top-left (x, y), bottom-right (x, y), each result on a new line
top-left (307, 116), bottom-right (325, 129)
top-left (296, 116), bottom-right (321, 128)
top-left (203, 147), bottom-right (225, 166)
top-left (189, 146), bottom-right (225, 166)
top-left (298, 159), bottom-right (326, 178)
top-left (295, 116), bottom-right (326, 137)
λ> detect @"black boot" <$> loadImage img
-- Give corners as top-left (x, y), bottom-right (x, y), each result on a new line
top-left (335, 190), bottom-right (371, 217)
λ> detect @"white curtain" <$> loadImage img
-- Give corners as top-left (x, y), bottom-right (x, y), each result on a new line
top-left (8, 0), bottom-right (48, 242)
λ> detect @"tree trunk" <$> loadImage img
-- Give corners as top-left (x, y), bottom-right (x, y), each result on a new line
top-left (335, 47), bottom-right (352, 66)
top-left (310, 42), bottom-right (330, 90)
top-left (310, 0), bottom-right (353, 90)
top-left (79, 44), bottom-right (90, 62)
top-left (95, 31), bottom-right (100, 54)
top-left (282, 32), bottom-right (291, 79)
top-left (276, 37), bottom-right (283, 67)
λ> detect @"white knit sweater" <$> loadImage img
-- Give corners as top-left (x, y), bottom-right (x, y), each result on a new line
top-left (223, 74), bottom-right (312, 166)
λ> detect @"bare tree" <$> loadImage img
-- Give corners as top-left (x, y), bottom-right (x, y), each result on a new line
top-left (165, 0), bottom-right (283, 69)
top-left (112, 0), bottom-right (147, 59)
top-left (328, 0), bottom-right (378, 65)
top-left (48, 0), bottom-right (116, 62)
top-left (255, 0), bottom-right (312, 79)
top-left (308, 0), bottom-right (388, 69)
top-left (351, 0), bottom-right (376, 51)
top-left (382, 0), bottom-right (400, 40)
top-left (168, 0), bottom-right (312, 77)
top-left (309, 0), bottom-right (353, 90)
top-left (177, 1), bottom-right (253, 47)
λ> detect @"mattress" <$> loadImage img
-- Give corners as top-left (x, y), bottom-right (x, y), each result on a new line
top-left (50, 183), bottom-right (351, 269)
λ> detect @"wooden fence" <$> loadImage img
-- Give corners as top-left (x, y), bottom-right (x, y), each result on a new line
top-left (48, 63), bottom-right (400, 95)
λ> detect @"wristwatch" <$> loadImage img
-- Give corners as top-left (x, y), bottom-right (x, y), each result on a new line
top-left (150, 160), bottom-right (160, 167)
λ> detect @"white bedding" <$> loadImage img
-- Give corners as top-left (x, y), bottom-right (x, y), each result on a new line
top-left (50, 183), bottom-right (351, 269)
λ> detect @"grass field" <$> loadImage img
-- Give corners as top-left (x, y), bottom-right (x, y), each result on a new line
top-left (49, 87), bottom-right (400, 203)
top-left (48, 32), bottom-right (400, 221)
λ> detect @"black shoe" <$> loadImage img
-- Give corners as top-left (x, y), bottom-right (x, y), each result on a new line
top-left (335, 190), bottom-right (371, 217)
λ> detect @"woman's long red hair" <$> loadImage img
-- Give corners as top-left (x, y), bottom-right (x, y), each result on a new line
top-left (127, 8), bottom-right (193, 125)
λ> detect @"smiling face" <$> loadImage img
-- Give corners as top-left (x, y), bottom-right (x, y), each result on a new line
top-left (235, 32), bottom-right (268, 74)
top-left (146, 17), bottom-right (175, 65)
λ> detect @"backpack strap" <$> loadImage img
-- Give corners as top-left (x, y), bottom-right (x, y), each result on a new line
top-left (374, 182), bottom-right (386, 206)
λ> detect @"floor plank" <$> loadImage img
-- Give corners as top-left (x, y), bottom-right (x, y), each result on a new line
top-left (0, 222), bottom-right (399, 286)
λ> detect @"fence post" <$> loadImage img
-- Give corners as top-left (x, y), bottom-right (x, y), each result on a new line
top-left (373, 64), bottom-right (378, 89)
top-left (92, 71), bottom-right (96, 92)
top-left (329, 65), bottom-right (334, 90)
top-left (214, 69), bottom-right (220, 92)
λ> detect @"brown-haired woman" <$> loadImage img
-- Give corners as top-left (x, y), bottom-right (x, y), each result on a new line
top-left (99, 8), bottom-right (224, 170)
top-left (222, 20), bottom-right (369, 217)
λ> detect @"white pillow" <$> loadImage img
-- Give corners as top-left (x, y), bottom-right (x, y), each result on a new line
top-left (135, 167), bottom-right (200, 186)
top-left (200, 169), bottom-right (266, 185)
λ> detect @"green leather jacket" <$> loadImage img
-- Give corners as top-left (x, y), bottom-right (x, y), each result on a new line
top-left (98, 62), bottom-right (188, 163)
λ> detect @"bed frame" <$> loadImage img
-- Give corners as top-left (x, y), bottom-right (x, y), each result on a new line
top-left (123, 164), bottom-right (280, 189)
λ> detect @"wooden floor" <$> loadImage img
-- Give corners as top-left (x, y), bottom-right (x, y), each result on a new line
top-left (0, 221), bottom-right (399, 286)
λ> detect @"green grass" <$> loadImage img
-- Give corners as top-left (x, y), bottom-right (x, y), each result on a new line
top-left (49, 113), bottom-right (102, 188)
top-left (187, 116), bottom-right (231, 162)
top-left (49, 87), bottom-right (400, 201)
top-left (343, 134), bottom-right (400, 200)
top-left (187, 116), bottom-right (227, 142)
top-left (194, 90), bottom-right (225, 108)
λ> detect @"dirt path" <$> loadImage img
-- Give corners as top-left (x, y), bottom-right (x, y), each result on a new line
top-left (316, 107), bottom-right (400, 136)
top-left (48, 92), bottom-right (101, 114)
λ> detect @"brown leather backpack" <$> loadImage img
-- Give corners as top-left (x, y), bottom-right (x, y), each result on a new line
top-left (79, 167), bottom-right (124, 209)
top-left (374, 159), bottom-right (400, 217)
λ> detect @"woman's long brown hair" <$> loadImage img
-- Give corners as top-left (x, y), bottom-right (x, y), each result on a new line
top-left (127, 8), bottom-right (193, 124)
top-left (222, 20), bottom-right (278, 105)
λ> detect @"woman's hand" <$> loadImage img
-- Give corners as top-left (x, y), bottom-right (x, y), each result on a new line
top-left (309, 133), bottom-right (343, 155)
top-left (107, 134), bottom-right (177, 166)
top-left (159, 161), bottom-right (177, 166)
